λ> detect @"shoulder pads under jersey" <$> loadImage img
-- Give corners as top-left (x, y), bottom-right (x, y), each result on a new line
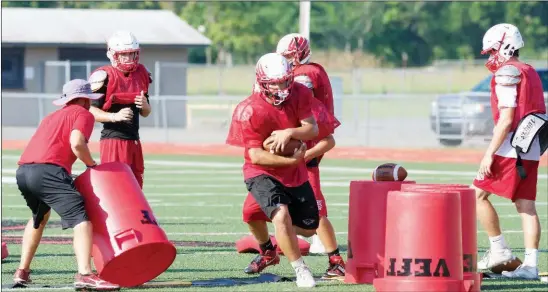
top-left (252, 82), bottom-right (261, 93)
top-left (234, 101), bottom-right (254, 122)
top-left (88, 70), bottom-right (108, 92)
top-left (294, 75), bottom-right (314, 89)
top-left (495, 65), bottom-right (521, 86)
top-left (143, 65), bottom-right (153, 83)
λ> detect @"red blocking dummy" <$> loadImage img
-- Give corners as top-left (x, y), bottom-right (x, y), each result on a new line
top-left (74, 162), bottom-right (176, 287)
top-left (373, 190), bottom-right (464, 291)
top-left (345, 180), bottom-right (415, 284)
top-left (1, 242), bottom-right (8, 260)
top-left (401, 184), bottom-right (480, 292)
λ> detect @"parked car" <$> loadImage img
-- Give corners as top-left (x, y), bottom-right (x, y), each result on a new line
top-left (430, 68), bottom-right (548, 147)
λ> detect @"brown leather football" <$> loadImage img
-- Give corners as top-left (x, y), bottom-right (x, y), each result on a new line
top-left (372, 163), bottom-right (408, 181)
top-left (263, 136), bottom-right (303, 157)
top-left (489, 257), bottom-right (522, 274)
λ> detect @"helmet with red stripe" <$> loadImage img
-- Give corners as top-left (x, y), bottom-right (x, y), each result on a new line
top-left (255, 53), bottom-right (294, 106)
top-left (276, 33), bottom-right (311, 67)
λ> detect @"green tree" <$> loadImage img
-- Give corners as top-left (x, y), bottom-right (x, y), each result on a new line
top-left (2, 1), bottom-right (58, 8)
top-left (3, 1), bottom-right (546, 66)
top-left (180, 1), bottom-right (297, 65)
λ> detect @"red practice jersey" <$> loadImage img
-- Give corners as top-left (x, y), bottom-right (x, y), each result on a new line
top-left (226, 82), bottom-right (339, 187)
top-left (19, 105), bottom-right (95, 173)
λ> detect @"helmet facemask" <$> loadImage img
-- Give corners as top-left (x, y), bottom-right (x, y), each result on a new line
top-left (480, 24), bottom-right (524, 73)
top-left (107, 49), bottom-right (140, 73)
top-left (481, 32), bottom-right (507, 73)
top-left (106, 31), bottom-right (141, 73)
top-left (258, 74), bottom-right (294, 106)
top-left (255, 53), bottom-right (295, 106)
top-left (483, 51), bottom-right (506, 73)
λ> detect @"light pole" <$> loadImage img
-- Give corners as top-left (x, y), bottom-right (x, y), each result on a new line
top-left (299, 1), bottom-right (311, 41)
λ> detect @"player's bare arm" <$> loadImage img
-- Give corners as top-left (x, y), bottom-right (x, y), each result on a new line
top-left (88, 70), bottom-right (134, 123)
top-left (294, 115), bottom-right (319, 140)
top-left (248, 144), bottom-right (306, 167)
top-left (479, 107), bottom-right (515, 177)
top-left (89, 106), bottom-right (133, 123)
top-left (487, 107), bottom-right (515, 156)
top-left (479, 64), bottom-right (521, 177)
top-left (138, 68), bottom-right (154, 118)
top-left (135, 90), bottom-right (151, 117)
top-left (69, 129), bottom-right (96, 167)
top-left (304, 134), bottom-right (336, 162)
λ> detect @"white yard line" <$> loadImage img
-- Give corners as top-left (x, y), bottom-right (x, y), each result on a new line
top-left (3, 201), bottom-right (547, 209)
top-left (1, 168), bottom-right (242, 176)
top-left (1, 288), bottom-right (75, 291)
top-left (145, 184), bottom-right (246, 188)
top-left (2, 190), bottom-right (546, 199)
top-left (4, 213), bottom-right (544, 222)
top-left (2, 230), bottom-right (546, 238)
top-left (3, 155), bottom-right (547, 179)
top-left (4, 201), bottom-right (548, 209)
top-left (3, 177), bottom-right (545, 190)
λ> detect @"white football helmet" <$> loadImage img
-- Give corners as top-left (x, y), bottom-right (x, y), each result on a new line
top-left (276, 33), bottom-right (311, 66)
top-left (481, 23), bottom-right (524, 72)
top-left (255, 53), bottom-right (294, 105)
top-left (106, 31), bottom-right (140, 72)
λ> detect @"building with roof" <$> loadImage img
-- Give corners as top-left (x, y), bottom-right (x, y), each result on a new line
top-left (1, 7), bottom-right (211, 93)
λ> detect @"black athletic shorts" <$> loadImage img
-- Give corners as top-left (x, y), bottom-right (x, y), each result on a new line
top-left (245, 174), bottom-right (319, 230)
top-left (16, 164), bottom-right (88, 230)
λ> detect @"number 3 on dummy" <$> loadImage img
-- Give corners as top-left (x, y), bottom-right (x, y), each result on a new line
top-left (140, 210), bottom-right (158, 225)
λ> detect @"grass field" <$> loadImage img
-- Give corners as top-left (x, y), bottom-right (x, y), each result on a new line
top-left (1, 150), bottom-right (547, 291)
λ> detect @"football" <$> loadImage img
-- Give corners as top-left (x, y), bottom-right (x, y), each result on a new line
top-left (263, 136), bottom-right (303, 157)
top-left (372, 163), bottom-right (408, 181)
top-left (489, 257), bottom-right (522, 274)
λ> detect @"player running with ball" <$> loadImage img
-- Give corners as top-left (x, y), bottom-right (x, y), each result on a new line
top-left (242, 33), bottom-right (346, 280)
top-left (226, 53), bottom-right (339, 287)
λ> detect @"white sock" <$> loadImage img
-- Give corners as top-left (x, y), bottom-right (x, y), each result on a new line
top-left (523, 248), bottom-right (538, 268)
top-left (489, 234), bottom-right (509, 251)
top-left (291, 257), bottom-right (305, 269)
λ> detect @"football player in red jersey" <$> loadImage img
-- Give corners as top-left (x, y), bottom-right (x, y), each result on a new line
top-left (88, 31), bottom-right (152, 188)
top-left (242, 33), bottom-right (345, 279)
top-left (474, 23), bottom-right (546, 280)
top-left (276, 33), bottom-right (346, 276)
top-left (227, 53), bottom-right (339, 287)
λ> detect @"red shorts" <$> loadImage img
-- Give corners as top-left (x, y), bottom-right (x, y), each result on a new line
top-left (473, 155), bottom-right (539, 202)
top-left (242, 166), bottom-right (327, 222)
top-left (100, 139), bottom-right (145, 188)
